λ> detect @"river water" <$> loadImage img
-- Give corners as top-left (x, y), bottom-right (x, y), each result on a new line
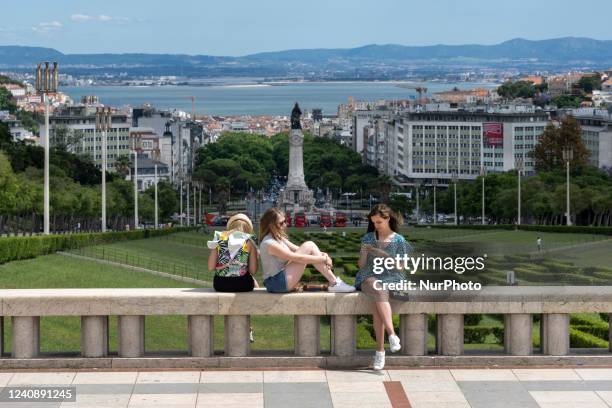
top-left (63, 81), bottom-right (497, 116)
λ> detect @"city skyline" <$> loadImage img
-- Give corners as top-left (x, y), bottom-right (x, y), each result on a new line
top-left (1, 0), bottom-right (611, 56)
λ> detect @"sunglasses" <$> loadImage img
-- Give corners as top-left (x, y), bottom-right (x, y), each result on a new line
top-left (279, 219), bottom-right (287, 226)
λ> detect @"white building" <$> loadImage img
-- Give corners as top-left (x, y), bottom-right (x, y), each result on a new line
top-left (39, 106), bottom-right (131, 171)
top-left (356, 105), bottom-right (550, 184)
top-left (128, 157), bottom-right (170, 192)
top-left (572, 109), bottom-right (612, 169)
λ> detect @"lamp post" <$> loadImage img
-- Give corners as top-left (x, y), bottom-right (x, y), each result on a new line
top-left (186, 182), bottom-right (191, 227)
top-left (133, 150), bottom-right (139, 229)
top-left (96, 107), bottom-right (111, 232)
top-left (154, 164), bottom-right (158, 229)
top-left (43, 94), bottom-right (50, 234)
top-left (180, 180), bottom-right (184, 227)
top-left (432, 178), bottom-right (438, 225)
top-left (480, 167), bottom-right (486, 225)
top-left (516, 158), bottom-right (523, 226)
top-left (562, 148), bottom-right (573, 226)
top-left (414, 180), bottom-right (421, 225)
top-left (452, 171), bottom-right (458, 226)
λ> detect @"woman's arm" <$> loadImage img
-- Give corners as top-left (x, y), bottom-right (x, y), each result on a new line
top-left (267, 241), bottom-right (326, 265)
top-left (357, 246), bottom-right (368, 268)
top-left (247, 241), bottom-right (258, 275)
top-left (283, 239), bottom-right (299, 252)
top-left (207, 249), bottom-right (218, 271)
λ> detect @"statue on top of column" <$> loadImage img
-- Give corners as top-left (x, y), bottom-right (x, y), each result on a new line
top-left (290, 102), bottom-right (302, 130)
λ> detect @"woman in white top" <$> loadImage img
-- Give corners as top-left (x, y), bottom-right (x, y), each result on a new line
top-left (258, 208), bottom-right (355, 293)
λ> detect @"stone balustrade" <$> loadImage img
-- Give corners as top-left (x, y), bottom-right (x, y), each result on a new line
top-left (0, 287), bottom-right (611, 368)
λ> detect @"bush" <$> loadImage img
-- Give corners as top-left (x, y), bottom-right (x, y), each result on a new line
top-left (572, 325), bottom-right (609, 341)
top-left (464, 314), bottom-right (483, 326)
top-left (412, 224), bottom-right (612, 236)
top-left (570, 328), bottom-right (608, 348)
top-left (0, 227), bottom-right (194, 264)
top-left (343, 264), bottom-right (359, 277)
top-left (464, 326), bottom-right (504, 344)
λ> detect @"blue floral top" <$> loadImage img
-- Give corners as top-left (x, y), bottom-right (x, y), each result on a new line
top-left (354, 231), bottom-right (412, 289)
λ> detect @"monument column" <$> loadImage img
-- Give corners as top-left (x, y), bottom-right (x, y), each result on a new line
top-left (279, 102), bottom-right (314, 211)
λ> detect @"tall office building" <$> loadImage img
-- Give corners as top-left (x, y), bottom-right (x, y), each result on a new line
top-left (354, 105), bottom-right (550, 184)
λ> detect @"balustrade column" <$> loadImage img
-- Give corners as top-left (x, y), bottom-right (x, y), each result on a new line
top-left (609, 314), bottom-right (612, 353)
top-left (224, 315), bottom-right (250, 357)
top-left (118, 315), bottom-right (145, 357)
top-left (188, 315), bottom-right (214, 357)
top-left (294, 315), bottom-right (320, 356)
top-left (436, 314), bottom-right (463, 356)
top-left (540, 313), bottom-right (569, 356)
top-left (504, 314), bottom-right (532, 356)
top-left (81, 316), bottom-right (109, 357)
top-left (12, 316), bottom-right (39, 358)
top-left (331, 315), bottom-right (356, 357)
top-left (400, 314), bottom-right (428, 355)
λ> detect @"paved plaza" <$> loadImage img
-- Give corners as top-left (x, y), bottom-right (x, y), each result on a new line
top-left (0, 367), bottom-right (611, 407)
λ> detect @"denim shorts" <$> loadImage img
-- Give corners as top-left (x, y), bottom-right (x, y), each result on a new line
top-left (264, 271), bottom-right (288, 293)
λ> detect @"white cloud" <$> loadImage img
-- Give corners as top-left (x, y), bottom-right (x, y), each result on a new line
top-left (31, 21), bottom-right (62, 33)
top-left (70, 14), bottom-right (129, 23)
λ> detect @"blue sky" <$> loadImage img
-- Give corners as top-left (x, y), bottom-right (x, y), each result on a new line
top-left (2, 0), bottom-right (611, 56)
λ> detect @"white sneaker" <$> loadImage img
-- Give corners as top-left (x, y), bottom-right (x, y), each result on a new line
top-left (389, 334), bottom-right (401, 353)
top-left (373, 351), bottom-right (385, 370)
top-left (328, 277), bottom-right (356, 293)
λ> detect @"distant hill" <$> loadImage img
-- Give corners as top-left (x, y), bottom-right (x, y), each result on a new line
top-left (245, 38), bottom-right (612, 62)
top-left (2, 37), bottom-right (611, 78)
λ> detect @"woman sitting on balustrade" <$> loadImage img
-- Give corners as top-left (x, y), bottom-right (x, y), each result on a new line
top-left (355, 204), bottom-right (412, 370)
top-left (258, 208), bottom-right (355, 293)
top-left (207, 213), bottom-right (259, 292)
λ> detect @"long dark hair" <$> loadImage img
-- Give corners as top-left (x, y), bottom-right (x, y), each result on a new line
top-left (367, 203), bottom-right (403, 234)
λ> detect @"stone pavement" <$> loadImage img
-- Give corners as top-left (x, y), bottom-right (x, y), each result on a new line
top-left (0, 367), bottom-right (611, 407)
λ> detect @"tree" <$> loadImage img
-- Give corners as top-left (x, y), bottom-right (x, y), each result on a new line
top-left (552, 95), bottom-right (582, 108)
top-left (50, 125), bottom-right (84, 152)
top-left (0, 87), bottom-right (17, 113)
top-left (114, 154), bottom-right (131, 179)
top-left (497, 81), bottom-right (537, 100)
top-left (531, 117), bottom-right (590, 171)
top-left (145, 181), bottom-right (178, 221)
top-left (578, 75), bottom-right (602, 94)
top-left (0, 150), bottom-right (19, 214)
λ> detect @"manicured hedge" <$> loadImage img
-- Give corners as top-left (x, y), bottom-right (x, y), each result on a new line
top-left (0, 227), bottom-right (196, 264)
top-left (570, 328), bottom-right (609, 348)
top-left (464, 325), bottom-right (504, 344)
top-left (412, 224), bottom-right (612, 235)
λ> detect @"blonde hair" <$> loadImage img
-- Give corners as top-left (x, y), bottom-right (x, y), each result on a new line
top-left (226, 213), bottom-right (253, 234)
top-left (259, 208), bottom-right (287, 241)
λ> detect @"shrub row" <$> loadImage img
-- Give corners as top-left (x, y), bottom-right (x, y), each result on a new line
top-left (570, 328), bottom-right (609, 348)
top-left (0, 227), bottom-right (196, 264)
top-left (464, 325), bottom-right (504, 344)
top-left (412, 224), bottom-right (612, 235)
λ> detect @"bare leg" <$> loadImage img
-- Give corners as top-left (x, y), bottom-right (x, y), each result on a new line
top-left (375, 301), bottom-right (396, 336)
top-left (284, 241), bottom-right (336, 289)
top-left (371, 304), bottom-right (385, 352)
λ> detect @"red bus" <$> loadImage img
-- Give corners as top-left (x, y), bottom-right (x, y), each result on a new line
top-left (334, 212), bottom-right (347, 227)
top-left (320, 212), bottom-right (332, 227)
top-left (285, 212), bottom-right (292, 227)
top-left (294, 212), bottom-right (307, 228)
